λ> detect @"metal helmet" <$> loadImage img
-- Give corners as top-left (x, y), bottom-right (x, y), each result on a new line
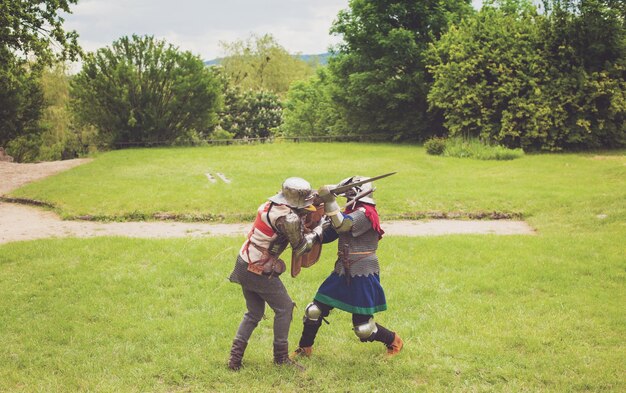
top-left (338, 175), bottom-right (375, 205)
top-left (269, 177), bottom-right (316, 209)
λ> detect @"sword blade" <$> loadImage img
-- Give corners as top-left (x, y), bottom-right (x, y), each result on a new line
top-left (330, 172), bottom-right (396, 195)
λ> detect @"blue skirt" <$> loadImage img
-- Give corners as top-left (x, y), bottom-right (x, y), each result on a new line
top-left (314, 272), bottom-right (387, 315)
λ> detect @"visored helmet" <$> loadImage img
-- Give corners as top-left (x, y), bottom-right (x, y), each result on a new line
top-left (337, 175), bottom-right (375, 205)
top-left (269, 177), bottom-right (316, 209)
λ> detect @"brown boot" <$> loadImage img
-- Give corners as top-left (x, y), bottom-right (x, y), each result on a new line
top-left (274, 343), bottom-right (305, 370)
top-left (386, 333), bottom-right (403, 357)
top-left (290, 346), bottom-right (312, 359)
top-left (228, 339), bottom-right (247, 371)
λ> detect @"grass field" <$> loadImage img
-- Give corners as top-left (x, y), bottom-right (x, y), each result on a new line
top-left (1, 143), bottom-right (625, 392)
top-left (7, 143), bottom-right (626, 234)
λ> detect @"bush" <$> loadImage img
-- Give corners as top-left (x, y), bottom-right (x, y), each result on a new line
top-left (172, 129), bottom-right (208, 146)
top-left (427, 2), bottom-right (626, 151)
top-left (71, 35), bottom-right (222, 147)
top-left (218, 87), bottom-right (282, 139)
top-left (208, 127), bottom-right (235, 141)
top-left (424, 137), bottom-right (447, 155)
top-left (444, 137), bottom-right (524, 160)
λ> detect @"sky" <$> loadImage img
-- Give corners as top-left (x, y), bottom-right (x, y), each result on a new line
top-left (63, 0), bottom-right (349, 62)
top-left (63, 0), bottom-right (483, 62)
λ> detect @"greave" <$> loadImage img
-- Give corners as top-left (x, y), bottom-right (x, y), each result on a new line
top-left (373, 323), bottom-right (395, 346)
top-left (298, 319), bottom-right (322, 348)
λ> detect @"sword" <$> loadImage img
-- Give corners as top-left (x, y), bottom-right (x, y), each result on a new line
top-left (329, 172), bottom-right (396, 196)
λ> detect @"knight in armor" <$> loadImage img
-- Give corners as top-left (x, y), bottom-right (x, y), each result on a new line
top-left (291, 176), bottom-right (404, 358)
top-left (227, 177), bottom-right (323, 370)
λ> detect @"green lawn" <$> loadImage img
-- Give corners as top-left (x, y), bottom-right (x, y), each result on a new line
top-left (1, 143), bottom-right (624, 392)
top-left (8, 144), bottom-right (625, 235)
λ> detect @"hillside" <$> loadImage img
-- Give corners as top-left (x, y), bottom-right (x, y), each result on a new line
top-left (204, 52), bottom-right (331, 66)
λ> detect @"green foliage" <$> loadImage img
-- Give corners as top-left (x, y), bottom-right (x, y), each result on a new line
top-left (218, 83), bottom-right (282, 139)
top-left (5, 134), bottom-right (42, 162)
top-left (281, 67), bottom-right (347, 137)
top-left (443, 137), bottom-right (525, 160)
top-left (424, 136), bottom-right (447, 155)
top-left (219, 33), bottom-right (315, 96)
top-left (1, 0), bottom-right (80, 156)
top-left (31, 64), bottom-right (97, 161)
top-left (0, 48), bottom-right (43, 149)
top-left (172, 129), bottom-right (208, 147)
top-left (328, 0), bottom-right (474, 140)
top-left (8, 64), bottom-right (105, 162)
top-left (0, 0), bottom-right (81, 68)
top-left (207, 126), bottom-right (235, 141)
top-left (70, 35), bottom-right (222, 147)
top-left (427, 0), bottom-right (626, 150)
top-left (537, 0), bottom-right (626, 149)
top-left (428, 2), bottom-right (547, 147)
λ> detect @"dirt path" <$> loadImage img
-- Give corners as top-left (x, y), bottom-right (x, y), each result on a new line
top-left (0, 158), bottom-right (92, 195)
top-left (0, 160), bottom-right (534, 244)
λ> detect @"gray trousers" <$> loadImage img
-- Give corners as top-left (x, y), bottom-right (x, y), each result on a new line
top-left (230, 257), bottom-right (294, 346)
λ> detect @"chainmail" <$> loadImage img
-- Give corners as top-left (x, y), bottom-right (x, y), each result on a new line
top-left (332, 210), bottom-right (380, 277)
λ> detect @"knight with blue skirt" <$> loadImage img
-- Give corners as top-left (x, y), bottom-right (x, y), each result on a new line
top-left (291, 175), bottom-right (404, 358)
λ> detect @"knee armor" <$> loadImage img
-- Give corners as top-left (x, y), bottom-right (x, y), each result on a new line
top-left (353, 318), bottom-right (378, 340)
top-left (304, 302), bottom-right (322, 322)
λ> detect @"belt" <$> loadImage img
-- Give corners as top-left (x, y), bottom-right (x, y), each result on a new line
top-left (262, 271), bottom-right (282, 277)
top-left (340, 248), bottom-right (375, 285)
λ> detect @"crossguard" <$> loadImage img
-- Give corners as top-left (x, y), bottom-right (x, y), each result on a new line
top-left (344, 187), bottom-right (376, 210)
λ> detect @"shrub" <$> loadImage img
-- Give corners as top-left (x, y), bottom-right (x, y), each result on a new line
top-left (427, 2), bottom-right (626, 151)
top-left (444, 137), bottom-right (524, 160)
top-left (207, 127), bottom-right (235, 141)
top-left (218, 87), bottom-right (282, 139)
top-left (424, 137), bottom-right (447, 155)
top-left (172, 129), bottom-right (208, 146)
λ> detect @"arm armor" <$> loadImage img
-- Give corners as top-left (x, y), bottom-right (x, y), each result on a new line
top-left (334, 215), bottom-right (353, 233)
top-left (295, 224), bottom-right (323, 256)
top-left (278, 212), bottom-right (320, 257)
top-left (279, 212), bottom-right (304, 248)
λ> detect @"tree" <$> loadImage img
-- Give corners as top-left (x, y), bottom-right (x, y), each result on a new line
top-left (0, 48), bottom-right (43, 148)
top-left (427, 0), bottom-right (625, 150)
top-left (427, 1), bottom-right (551, 148)
top-left (281, 67), bottom-right (347, 137)
top-left (0, 0), bottom-right (81, 67)
top-left (219, 86), bottom-right (282, 139)
top-left (537, 0), bottom-right (626, 149)
top-left (1, 0), bottom-right (81, 156)
top-left (219, 34), bottom-right (315, 96)
top-left (71, 35), bottom-right (222, 147)
top-left (328, 0), bottom-right (473, 141)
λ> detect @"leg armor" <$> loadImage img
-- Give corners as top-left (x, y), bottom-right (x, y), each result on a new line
top-left (304, 302), bottom-right (322, 322)
top-left (298, 301), bottom-right (331, 348)
top-left (353, 318), bottom-right (378, 342)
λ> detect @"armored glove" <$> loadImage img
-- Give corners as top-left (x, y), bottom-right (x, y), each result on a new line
top-left (319, 185), bottom-right (351, 231)
top-left (293, 229), bottom-right (321, 256)
top-left (319, 185), bottom-right (340, 216)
